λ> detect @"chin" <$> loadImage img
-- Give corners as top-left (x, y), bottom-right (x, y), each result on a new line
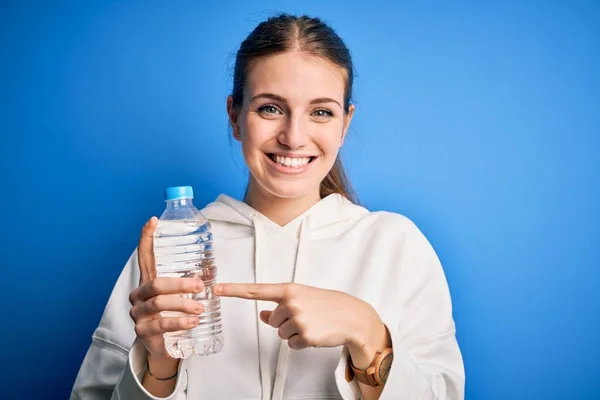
top-left (259, 179), bottom-right (320, 201)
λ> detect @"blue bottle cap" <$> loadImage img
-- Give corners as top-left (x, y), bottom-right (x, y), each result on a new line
top-left (164, 186), bottom-right (194, 201)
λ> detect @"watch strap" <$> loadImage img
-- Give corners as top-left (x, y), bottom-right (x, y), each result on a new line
top-left (345, 347), bottom-right (393, 388)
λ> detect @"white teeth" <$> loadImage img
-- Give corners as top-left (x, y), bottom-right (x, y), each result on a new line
top-left (274, 155), bottom-right (311, 168)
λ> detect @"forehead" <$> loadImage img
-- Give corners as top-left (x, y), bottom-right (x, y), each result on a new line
top-left (244, 51), bottom-right (346, 104)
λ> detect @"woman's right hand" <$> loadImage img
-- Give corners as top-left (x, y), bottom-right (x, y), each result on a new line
top-left (128, 217), bottom-right (205, 375)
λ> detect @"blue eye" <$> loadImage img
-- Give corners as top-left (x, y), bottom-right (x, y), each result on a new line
top-left (258, 105), bottom-right (281, 115)
top-left (312, 109), bottom-right (334, 118)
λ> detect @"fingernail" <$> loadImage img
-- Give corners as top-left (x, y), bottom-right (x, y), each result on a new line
top-left (194, 304), bottom-right (204, 314)
top-left (194, 280), bottom-right (204, 291)
top-left (189, 317), bottom-right (199, 325)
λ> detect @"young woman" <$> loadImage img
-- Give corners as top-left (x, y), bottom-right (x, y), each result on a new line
top-left (72, 14), bottom-right (464, 400)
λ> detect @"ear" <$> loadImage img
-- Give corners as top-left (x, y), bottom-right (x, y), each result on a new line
top-left (227, 96), bottom-right (241, 141)
top-left (341, 104), bottom-right (355, 145)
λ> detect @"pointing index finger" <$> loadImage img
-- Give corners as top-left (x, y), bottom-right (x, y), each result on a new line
top-left (215, 283), bottom-right (287, 303)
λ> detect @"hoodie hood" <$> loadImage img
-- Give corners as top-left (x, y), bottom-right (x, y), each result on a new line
top-left (201, 193), bottom-right (369, 240)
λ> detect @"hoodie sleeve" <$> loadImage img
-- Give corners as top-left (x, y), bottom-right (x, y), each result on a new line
top-left (70, 250), bottom-right (188, 400)
top-left (334, 218), bottom-right (465, 400)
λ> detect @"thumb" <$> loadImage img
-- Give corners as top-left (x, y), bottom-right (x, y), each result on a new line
top-left (138, 217), bottom-right (158, 284)
top-left (259, 310), bottom-right (272, 325)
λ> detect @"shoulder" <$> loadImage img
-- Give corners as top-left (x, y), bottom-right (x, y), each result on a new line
top-left (357, 210), bottom-right (448, 287)
top-left (352, 208), bottom-right (438, 260)
top-left (356, 208), bottom-right (422, 237)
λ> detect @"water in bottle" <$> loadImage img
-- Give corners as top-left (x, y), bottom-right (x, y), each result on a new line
top-left (153, 186), bottom-right (224, 358)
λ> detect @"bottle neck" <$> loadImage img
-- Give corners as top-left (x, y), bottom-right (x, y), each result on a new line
top-left (165, 198), bottom-right (194, 209)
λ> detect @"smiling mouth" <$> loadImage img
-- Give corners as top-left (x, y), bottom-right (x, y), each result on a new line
top-left (266, 153), bottom-right (317, 168)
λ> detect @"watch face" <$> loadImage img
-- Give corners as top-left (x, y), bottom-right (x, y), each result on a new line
top-left (378, 353), bottom-right (394, 383)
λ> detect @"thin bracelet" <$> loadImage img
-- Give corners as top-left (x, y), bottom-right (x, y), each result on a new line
top-left (146, 359), bottom-right (178, 381)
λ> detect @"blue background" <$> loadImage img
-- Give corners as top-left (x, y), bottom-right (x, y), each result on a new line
top-left (1, 1), bottom-right (598, 399)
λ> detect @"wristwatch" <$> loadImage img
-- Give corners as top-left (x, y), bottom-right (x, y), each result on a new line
top-left (345, 347), bottom-right (394, 387)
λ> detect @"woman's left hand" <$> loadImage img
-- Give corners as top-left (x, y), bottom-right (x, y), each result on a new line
top-left (214, 282), bottom-right (390, 368)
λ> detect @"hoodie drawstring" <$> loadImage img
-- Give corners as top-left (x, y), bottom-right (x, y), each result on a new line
top-left (251, 214), bottom-right (273, 400)
top-left (272, 218), bottom-right (309, 400)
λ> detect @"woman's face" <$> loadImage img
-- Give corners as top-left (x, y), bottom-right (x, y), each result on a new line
top-left (228, 51), bottom-right (354, 201)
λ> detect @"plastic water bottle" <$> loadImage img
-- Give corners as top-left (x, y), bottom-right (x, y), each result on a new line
top-left (153, 186), bottom-right (224, 358)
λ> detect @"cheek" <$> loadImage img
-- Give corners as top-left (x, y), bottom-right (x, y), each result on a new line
top-left (315, 124), bottom-right (344, 156)
top-left (239, 120), bottom-right (262, 161)
top-left (242, 115), bottom-right (278, 153)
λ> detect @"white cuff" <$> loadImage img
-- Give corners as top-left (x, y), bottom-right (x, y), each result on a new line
top-left (377, 324), bottom-right (428, 400)
top-left (333, 346), bottom-right (361, 400)
top-left (113, 339), bottom-right (188, 400)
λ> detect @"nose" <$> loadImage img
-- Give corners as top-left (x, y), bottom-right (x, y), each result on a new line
top-left (278, 114), bottom-right (309, 150)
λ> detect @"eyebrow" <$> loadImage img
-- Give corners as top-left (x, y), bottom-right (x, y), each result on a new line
top-left (249, 92), bottom-right (342, 108)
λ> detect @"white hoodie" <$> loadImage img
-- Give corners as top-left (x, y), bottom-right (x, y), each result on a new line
top-left (71, 194), bottom-right (465, 400)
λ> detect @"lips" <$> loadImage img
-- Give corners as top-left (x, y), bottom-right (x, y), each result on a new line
top-left (264, 152), bottom-right (317, 173)
top-left (266, 153), bottom-right (314, 168)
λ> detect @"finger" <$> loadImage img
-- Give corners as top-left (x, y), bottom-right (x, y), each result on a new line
top-left (215, 283), bottom-right (286, 302)
top-left (268, 305), bottom-right (289, 328)
top-left (135, 316), bottom-right (200, 339)
top-left (138, 217), bottom-right (158, 284)
top-left (288, 334), bottom-right (309, 350)
top-left (131, 278), bottom-right (204, 304)
top-left (130, 294), bottom-right (204, 322)
top-left (278, 319), bottom-right (298, 340)
top-left (259, 310), bottom-right (272, 325)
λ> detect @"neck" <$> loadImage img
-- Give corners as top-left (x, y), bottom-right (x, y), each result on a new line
top-left (244, 180), bottom-right (321, 226)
